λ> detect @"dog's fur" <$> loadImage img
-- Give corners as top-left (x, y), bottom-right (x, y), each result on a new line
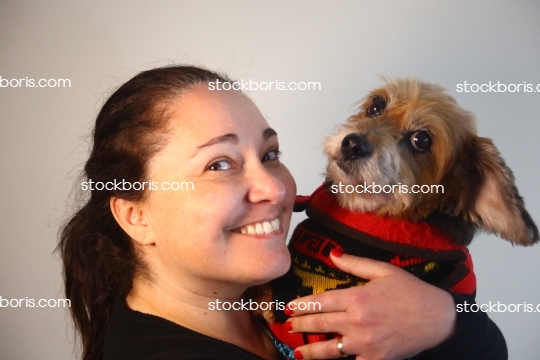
top-left (324, 78), bottom-right (538, 246)
top-left (258, 78), bottom-right (538, 338)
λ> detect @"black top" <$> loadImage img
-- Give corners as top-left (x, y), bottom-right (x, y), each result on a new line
top-left (103, 298), bottom-right (268, 360)
top-left (416, 292), bottom-right (507, 359)
top-left (103, 296), bottom-right (268, 360)
top-left (103, 293), bottom-right (507, 360)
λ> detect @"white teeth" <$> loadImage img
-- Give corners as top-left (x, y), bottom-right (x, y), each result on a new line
top-left (255, 223), bottom-right (264, 234)
top-left (271, 219), bottom-right (280, 231)
top-left (237, 218), bottom-right (280, 235)
top-left (247, 225), bottom-right (256, 235)
top-left (263, 221), bottom-right (273, 234)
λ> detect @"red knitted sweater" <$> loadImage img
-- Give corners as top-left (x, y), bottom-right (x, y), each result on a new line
top-left (269, 183), bottom-right (476, 349)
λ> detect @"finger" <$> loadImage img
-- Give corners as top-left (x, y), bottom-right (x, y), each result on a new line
top-left (330, 251), bottom-right (400, 281)
top-left (294, 336), bottom-right (355, 360)
top-left (287, 311), bottom-right (350, 334)
top-left (286, 288), bottom-right (351, 316)
top-left (287, 254), bottom-right (404, 316)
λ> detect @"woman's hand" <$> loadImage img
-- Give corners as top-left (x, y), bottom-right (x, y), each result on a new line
top-left (285, 252), bottom-right (458, 360)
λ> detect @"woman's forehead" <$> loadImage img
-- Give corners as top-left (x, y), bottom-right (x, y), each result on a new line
top-left (168, 85), bottom-right (269, 139)
top-left (156, 85), bottom-right (272, 158)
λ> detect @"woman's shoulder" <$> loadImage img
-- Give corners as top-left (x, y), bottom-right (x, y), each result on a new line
top-left (103, 295), bottom-right (264, 360)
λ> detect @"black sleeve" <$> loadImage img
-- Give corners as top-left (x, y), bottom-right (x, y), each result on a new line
top-left (416, 292), bottom-right (508, 360)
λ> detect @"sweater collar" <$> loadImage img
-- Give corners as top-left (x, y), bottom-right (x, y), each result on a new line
top-left (297, 183), bottom-right (465, 253)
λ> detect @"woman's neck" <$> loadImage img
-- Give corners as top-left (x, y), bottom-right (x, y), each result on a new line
top-left (127, 277), bottom-right (277, 360)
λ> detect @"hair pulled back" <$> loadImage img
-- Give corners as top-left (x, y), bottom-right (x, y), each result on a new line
top-left (58, 66), bottom-right (230, 360)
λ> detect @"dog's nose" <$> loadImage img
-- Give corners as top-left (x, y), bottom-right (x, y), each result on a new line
top-left (341, 133), bottom-right (373, 160)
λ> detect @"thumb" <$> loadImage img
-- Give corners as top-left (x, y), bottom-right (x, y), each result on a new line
top-left (330, 249), bottom-right (397, 281)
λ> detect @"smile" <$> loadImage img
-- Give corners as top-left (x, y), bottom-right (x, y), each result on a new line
top-left (235, 218), bottom-right (281, 235)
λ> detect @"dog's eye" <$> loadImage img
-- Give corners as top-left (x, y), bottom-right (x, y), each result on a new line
top-left (367, 98), bottom-right (386, 116)
top-left (410, 131), bottom-right (432, 152)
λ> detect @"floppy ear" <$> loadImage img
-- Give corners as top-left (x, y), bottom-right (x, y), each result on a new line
top-left (463, 137), bottom-right (538, 246)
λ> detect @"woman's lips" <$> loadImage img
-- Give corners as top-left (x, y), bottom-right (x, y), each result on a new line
top-left (233, 218), bottom-right (281, 235)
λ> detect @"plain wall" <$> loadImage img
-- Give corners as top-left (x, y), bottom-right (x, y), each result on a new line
top-left (1, 1), bottom-right (539, 359)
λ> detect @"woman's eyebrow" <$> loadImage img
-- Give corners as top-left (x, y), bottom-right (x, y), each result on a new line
top-left (189, 133), bottom-right (239, 158)
top-left (197, 133), bottom-right (239, 149)
top-left (190, 128), bottom-right (277, 158)
top-left (263, 127), bottom-right (277, 140)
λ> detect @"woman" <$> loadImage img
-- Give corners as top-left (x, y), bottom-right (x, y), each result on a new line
top-left (59, 66), bottom-right (506, 360)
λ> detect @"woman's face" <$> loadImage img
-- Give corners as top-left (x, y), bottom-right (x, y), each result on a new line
top-left (139, 84), bottom-right (296, 297)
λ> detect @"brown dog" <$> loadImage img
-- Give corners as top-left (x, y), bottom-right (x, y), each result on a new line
top-left (262, 78), bottom-right (538, 353)
top-left (323, 77), bottom-right (538, 246)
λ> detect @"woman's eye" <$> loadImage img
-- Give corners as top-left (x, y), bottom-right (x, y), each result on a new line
top-left (262, 150), bottom-right (281, 162)
top-left (207, 159), bottom-right (233, 171)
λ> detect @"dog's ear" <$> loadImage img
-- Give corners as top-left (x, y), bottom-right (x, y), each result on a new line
top-left (460, 137), bottom-right (538, 245)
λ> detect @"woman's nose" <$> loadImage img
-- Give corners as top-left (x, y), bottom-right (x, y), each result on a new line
top-left (245, 163), bottom-right (286, 205)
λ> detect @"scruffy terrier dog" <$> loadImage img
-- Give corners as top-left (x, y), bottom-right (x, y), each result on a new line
top-left (323, 77), bottom-right (538, 245)
top-left (263, 78), bottom-right (539, 353)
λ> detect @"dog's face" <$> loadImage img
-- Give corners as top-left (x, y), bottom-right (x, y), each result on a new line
top-left (324, 78), bottom-right (538, 246)
top-left (324, 79), bottom-right (474, 216)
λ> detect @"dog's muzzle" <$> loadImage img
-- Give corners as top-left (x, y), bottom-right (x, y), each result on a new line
top-left (341, 133), bottom-right (373, 161)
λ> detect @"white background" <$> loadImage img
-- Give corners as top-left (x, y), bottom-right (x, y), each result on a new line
top-left (1, 1), bottom-right (539, 359)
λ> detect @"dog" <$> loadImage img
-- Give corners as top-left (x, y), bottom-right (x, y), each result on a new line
top-left (261, 78), bottom-right (539, 353)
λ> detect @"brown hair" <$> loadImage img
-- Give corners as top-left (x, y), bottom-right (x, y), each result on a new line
top-left (58, 66), bottom-right (231, 360)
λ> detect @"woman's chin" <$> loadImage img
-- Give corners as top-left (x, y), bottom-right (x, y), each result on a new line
top-left (245, 251), bottom-right (291, 285)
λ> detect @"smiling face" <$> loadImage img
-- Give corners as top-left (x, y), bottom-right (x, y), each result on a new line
top-left (135, 85), bottom-right (296, 297)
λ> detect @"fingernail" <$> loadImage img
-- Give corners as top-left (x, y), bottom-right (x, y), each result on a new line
top-left (284, 306), bottom-right (294, 316)
top-left (330, 248), bottom-right (344, 257)
top-left (283, 321), bottom-right (293, 332)
top-left (294, 350), bottom-right (304, 359)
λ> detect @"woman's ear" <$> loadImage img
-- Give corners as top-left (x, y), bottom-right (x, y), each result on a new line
top-left (110, 197), bottom-right (155, 246)
top-left (461, 137), bottom-right (538, 246)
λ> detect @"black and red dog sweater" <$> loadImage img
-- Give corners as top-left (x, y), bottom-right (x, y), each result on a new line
top-left (269, 183), bottom-right (476, 349)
